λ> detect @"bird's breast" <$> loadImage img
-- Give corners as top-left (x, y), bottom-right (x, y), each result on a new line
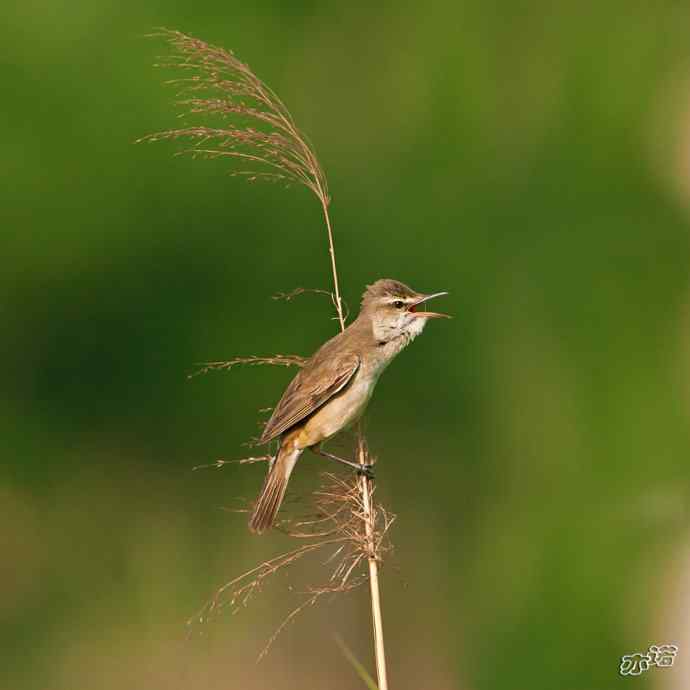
top-left (297, 367), bottom-right (379, 447)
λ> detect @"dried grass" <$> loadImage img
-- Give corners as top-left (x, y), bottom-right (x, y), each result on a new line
top-left (189, 453), bottom-right (394, 661)
top-left (138, 28), bottom-right (329, 203)
top-left (189, 354), bottom-right (307, 379)
top-left (143, 28), bottom-right (388, 686)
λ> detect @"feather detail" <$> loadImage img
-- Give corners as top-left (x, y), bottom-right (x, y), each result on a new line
top-left (248, 444), bottom-right (302, 533)
top-left (259, 353), bottom-right (360, 444)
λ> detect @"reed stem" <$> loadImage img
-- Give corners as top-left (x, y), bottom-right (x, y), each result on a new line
top-left (358, 437), bottom-right (389, 690)
top-left (320, 195), bottom-right (389, 690)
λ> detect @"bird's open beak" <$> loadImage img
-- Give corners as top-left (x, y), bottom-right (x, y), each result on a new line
top-left (408, 291), bottom-right (450, 319)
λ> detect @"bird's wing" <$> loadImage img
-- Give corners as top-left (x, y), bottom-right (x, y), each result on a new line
top-left (259, 352), bottom-right (360, 444)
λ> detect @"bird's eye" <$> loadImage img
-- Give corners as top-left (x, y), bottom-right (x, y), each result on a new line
top-left (393, 300), bottom-right (405, 309)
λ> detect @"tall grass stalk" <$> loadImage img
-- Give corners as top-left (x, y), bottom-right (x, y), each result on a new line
top-left (141, 29), bottom-right (389, 688)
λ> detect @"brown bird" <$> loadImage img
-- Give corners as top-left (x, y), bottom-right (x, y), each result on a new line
top-left (249, 279), bottom-right (448, 533)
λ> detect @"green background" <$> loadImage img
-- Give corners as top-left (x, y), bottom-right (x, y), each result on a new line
top-left (3, 2), bottom-right (690, 689)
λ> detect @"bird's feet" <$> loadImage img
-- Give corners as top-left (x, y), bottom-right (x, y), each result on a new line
top-left (356, 463), bottom-right (376, 480)
top-left (312, 446), bottom-right (376, 479)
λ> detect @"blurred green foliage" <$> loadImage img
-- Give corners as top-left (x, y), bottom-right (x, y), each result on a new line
top-left (2, 2), bottom-right (690, 689)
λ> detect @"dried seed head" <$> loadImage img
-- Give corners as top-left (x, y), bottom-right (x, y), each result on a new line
top-left (139, 29), bottom-right (330, 206)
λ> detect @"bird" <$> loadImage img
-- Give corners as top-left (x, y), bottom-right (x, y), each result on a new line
top-left (248, 278), bottom-right (448, 533)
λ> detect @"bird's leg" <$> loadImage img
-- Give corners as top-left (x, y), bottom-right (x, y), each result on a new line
top-left (311, 445), bottom-right (375, 479)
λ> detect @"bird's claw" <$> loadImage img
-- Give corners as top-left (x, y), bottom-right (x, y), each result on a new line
top-left (356, 463), bottom-right (375, 479)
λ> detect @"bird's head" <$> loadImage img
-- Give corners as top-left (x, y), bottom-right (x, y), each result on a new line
top-left (360, 279), bottom-right (449, 345)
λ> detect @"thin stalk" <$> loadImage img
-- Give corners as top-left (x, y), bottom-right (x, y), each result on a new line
top-left (320, 196), bottom-right (388, 690)
top-left (358, 436), bottom-right (388, 690)
top-left (317, 193), bottom-right (345, 332)
top-left (143, 31), bottom-right (389, 683)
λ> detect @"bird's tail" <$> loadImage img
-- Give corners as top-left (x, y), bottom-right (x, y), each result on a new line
top-left (248, 444), bottom-right (302, 534)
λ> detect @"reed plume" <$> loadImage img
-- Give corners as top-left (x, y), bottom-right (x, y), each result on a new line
top-left (138, 28), bottom-right (345, 329)
top-left (142, 29), bottom-right (388, 688)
